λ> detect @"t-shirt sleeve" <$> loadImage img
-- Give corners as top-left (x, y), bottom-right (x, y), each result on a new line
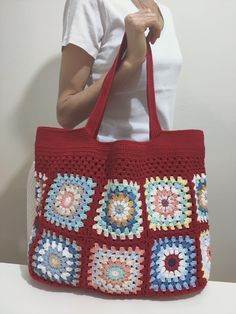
top-left (61, 0), bottom-right (105, 59)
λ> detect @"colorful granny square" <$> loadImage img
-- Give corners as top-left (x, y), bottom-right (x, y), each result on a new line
top-left (93, 179), bottom-right (143, 240)
top-left (34, 170), bottom-right (48, 215)
top-left (31, 229), bottom-right (81, 286)
top-left (44, 173), bottom-right (96, 232)
top-left (192, 173), bottom-right (208, 223)
top-left (144, 176), bottom-right (192, 231)
top-left (200, 229), bottom-right (211, 280)
top-left (150, 235), bottom-right (197, 292)
top-left (88, 242), bottom-right (145, 294)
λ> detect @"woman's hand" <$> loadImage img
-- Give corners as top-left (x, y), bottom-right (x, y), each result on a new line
top-left (124, 0), bottom-right (164, 66)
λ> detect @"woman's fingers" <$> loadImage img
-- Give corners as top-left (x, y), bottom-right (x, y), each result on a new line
top-left (131, 10), bottom-right (162, 42)
top-left (124, 4), bottom-right (164, 65)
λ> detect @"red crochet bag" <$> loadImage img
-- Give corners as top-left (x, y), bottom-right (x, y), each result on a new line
top-left (27, 32), bottom-right (211, 298)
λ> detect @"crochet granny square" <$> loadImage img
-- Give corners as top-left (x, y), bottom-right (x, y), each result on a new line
top-left (44, 173), bottom-right (96, 232)
top-left (144, 176), bottom-right (192, 231)
top-left (199, 229), bottom-right (211, 280)
top-left (88, 242), bottom-right (145, 294)
top-left (93, 179), bottom-right (143, 240)
top-left (150, 235), bottom-right (197, 292)
top-left (31, 229), bottom-right (82, 286)
top-left (192, 173), bottom-right (208, 223)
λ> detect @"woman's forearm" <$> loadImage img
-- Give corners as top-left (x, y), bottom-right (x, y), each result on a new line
top-left (57, 59), bottom-right (141, 129)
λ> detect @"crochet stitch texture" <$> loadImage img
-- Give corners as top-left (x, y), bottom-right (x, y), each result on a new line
top-left (27, 33), bottom-right (211, 298)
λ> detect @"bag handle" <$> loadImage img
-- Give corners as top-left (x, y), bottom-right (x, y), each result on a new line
top-left (85, 32), bottom-right (162, 140)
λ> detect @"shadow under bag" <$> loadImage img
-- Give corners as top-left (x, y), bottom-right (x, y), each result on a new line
top-left (28, 32), bottom-right (211, 298)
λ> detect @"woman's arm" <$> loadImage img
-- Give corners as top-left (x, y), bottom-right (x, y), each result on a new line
top-left (57, 44), bottom-right (141, 129)
top-left (57, 2), bottom-right (164, 129)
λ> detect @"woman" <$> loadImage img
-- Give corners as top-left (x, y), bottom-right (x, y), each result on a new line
top-left (27, 0), bottom-right (183, 237)
top-left (58, 0), bottom-right (183, 139)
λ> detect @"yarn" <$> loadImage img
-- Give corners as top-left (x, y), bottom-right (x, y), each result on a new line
top-left (27, 144), bottom-right (211, 297)
top-left (27, 32), bottom-right (211, 298)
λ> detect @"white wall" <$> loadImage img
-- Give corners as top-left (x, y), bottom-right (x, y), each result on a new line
top-left (0, 0), bottom-right (235, 283)
top-left (165, 0), bottom-right (236, 283)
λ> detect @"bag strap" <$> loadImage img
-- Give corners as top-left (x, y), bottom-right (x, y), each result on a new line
top-left (85, 32), bottom-right (162, 140)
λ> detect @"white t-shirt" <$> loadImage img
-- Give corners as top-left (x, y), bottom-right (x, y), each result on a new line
top-left (61, 0), bottom-right (183, 141)
top-left (26, 0), bottom-right (183, 240)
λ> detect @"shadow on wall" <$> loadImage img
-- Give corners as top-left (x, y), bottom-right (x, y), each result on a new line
top-left (0, 57), bottom-right (61, 265)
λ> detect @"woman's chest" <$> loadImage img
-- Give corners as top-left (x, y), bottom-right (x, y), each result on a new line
top-left (88, 1), bottom-right (183, 90)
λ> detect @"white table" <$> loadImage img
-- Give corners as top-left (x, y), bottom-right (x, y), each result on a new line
top-left (0, 262), bottom-right (236, 314)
